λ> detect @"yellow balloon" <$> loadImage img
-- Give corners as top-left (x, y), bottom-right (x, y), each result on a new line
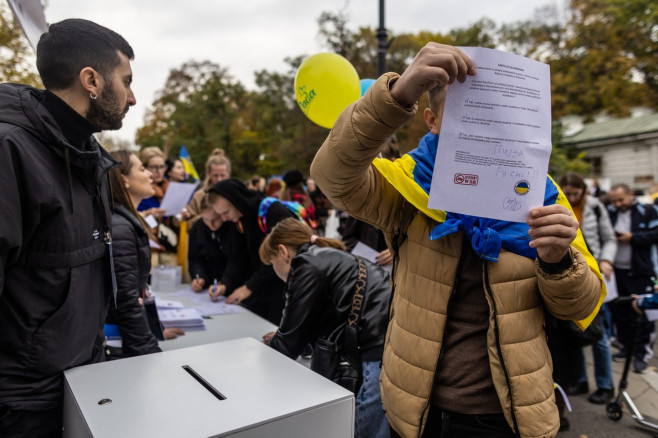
top-left (294, 53), bottom-right (361, 129)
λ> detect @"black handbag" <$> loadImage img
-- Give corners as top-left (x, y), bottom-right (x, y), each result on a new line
top-left (565, 312), bottom-right (604, 347)
top-left (310, 325), bottom-right (362, 393)
top-left (310, 256), bottom-right (368, 394)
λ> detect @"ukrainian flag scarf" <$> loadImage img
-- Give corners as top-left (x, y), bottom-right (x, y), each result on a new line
top-left (372, 131), bottom-right (605, 328)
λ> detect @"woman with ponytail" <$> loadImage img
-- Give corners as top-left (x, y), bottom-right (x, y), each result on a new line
top-left (259, 218), bottom-right (391, 438)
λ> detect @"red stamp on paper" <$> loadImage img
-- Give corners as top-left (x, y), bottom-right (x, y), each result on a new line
top-left (454, 173), bottom-right (479, 186)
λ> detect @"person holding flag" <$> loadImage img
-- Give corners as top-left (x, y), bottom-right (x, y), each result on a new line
top-left (311, 43), bottom-right (603, 438)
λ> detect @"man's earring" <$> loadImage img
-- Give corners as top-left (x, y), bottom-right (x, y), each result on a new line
top-left (90, 92), bottom-right (97, 100)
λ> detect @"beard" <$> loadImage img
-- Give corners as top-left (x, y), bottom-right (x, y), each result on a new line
top-left (86, 81), bottom-right (127, 130)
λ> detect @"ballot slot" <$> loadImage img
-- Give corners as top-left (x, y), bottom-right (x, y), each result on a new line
top-left (181, 365), bottom-right (227, 401)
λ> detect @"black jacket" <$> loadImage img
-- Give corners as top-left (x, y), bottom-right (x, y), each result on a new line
top-left (105, 205), bottom-right (161, 358)
top-left (209, 179), bottom-right (293, 323)
top-left (187, 218), bottom-right (229, 288)
top-left (269, 244), bottom-right (391, 362)
top-left (0, 84), bottom-right (114, 409)
top-left (608, 202), bottom-right (658, 276)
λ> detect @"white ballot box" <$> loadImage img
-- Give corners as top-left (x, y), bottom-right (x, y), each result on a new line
top-left (63, 338), bottom-right (354, 438)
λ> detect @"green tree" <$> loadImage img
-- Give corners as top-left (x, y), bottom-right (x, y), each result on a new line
top-left (136, 60), bottom-right (247, 175)
top-left (500, 0), bottom-right (657, 119)
top-left (0, 2), bottom-right (41, 86)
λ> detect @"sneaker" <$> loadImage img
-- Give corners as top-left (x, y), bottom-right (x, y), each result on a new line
top-left (633, 359), bottom-right (649, 374)
top-left (610, 337), bottom-right (624, 350)
top-left (588, 388), bottom-right (615, 404)
top-left (567, 381), bottom-right (589, 395)
top-left (612, 351), bottom-right (628, 362)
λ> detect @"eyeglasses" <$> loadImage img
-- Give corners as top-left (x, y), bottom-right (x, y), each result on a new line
top-left (147, 165), bottom-right (166, 171)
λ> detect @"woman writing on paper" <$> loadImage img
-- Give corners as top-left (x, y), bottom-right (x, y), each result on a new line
top-left (260, 218), bottom-right (391, 438)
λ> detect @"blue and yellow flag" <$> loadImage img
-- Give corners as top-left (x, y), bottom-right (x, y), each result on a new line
top-left (373, 131), bottom-right (605, 329)
top-left (179, 145), bottom-right (200, 182)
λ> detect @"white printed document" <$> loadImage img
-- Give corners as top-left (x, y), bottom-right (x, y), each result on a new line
top-left (159, 182), bottom-right (197, 216)
top-left (428, 47), bottom-right (552, 222)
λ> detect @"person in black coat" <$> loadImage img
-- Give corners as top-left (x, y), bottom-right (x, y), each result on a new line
top-left (0, 19), bottom-right (136, 436)
top-left (106, 151), bottom-right (184, 359)
top-left (188, 195), bottom-right (230, 292)
top-left (207, 178), bottom-right (294, 323)
top-left (259, 218), bottom-right (391, 438)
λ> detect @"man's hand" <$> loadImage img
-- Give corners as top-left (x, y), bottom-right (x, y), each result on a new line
top-left (615, 231), bottom-right (632, 244)
top-left (599, 260), bottom-right (614, 281)
top-left (390, 43), bottom-right (476, 108)
top-left (226, 285), bottom-right (252, 305)
top-left (528, 204), bottom-right (579, 263)
top-left (631, 294), bottom-right (643, 315)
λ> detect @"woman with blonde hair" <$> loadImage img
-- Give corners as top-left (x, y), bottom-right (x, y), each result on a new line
top-left (260, 218), bottom-right (391, 438)
top-left (137, 146), bottom-right (167, 220)
top-left (184, 148), bottom-right (231, 224)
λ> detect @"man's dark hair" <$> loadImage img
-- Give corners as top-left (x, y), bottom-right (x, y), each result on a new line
top-left (36, 19), bottom-right (134, 90)
top-left (610, 183), bottom-right (631, 194)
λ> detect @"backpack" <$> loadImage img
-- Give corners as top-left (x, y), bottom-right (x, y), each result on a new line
top-left (257, 196), bottom-right (316, 233)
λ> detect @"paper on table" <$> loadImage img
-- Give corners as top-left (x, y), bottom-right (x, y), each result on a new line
top-left (158, 182), bottom-right (197, 216)
top-left (155, 298), bottom-right (185, 309)
top-left (170, 286), bottom-right (246, 315)
top-left (428, 47), bottom-right (552, 222)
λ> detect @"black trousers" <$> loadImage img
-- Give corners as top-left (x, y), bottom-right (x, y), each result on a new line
top-left (0, 404), bottom-right (62, 438)
top-left (390, 407), bottom-right (515, 438)
top-left (610, 268), bottom-right (656, 362)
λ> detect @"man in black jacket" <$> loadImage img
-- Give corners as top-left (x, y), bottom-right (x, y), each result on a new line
top-left (608, 183), bottom-right (658, 374)
top-left (0, 19), bottom-right (136, 437)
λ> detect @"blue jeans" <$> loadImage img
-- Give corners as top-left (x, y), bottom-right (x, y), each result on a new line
top-left (578, 319), bottom-right (614, 390)
top-left (355, 360), bottom-right (389, 438)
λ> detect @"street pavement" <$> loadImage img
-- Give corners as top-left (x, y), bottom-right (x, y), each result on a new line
top-left (559, 340), bottom-right (658, 437)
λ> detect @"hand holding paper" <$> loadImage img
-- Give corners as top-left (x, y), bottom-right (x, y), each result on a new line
top-left (391, 43), bottom-right (476, 107)
top-left (527, 204), bottom-right (579, 263)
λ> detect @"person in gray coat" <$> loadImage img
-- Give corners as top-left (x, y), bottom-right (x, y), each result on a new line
top-left (560, 172), bottom-right (617, 404)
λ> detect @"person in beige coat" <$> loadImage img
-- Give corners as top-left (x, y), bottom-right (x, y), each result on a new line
top-left (311, 44), bottom-right (602, 438)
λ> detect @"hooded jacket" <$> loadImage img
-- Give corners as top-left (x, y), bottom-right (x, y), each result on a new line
top-left (269, 244), bottom-right (391, 362)
top-left (0, 84), bottom-right (115, 410)
top-left (209, 179), bottom-right (293, 323)
top-left (105, 204), bottom-right (161, 358)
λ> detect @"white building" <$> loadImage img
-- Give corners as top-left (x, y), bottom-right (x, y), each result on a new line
top-left (561, 110), bottom-right (658, 194)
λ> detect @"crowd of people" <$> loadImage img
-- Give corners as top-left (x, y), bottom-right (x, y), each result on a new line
top-left (1, 18), bottom-right (657, 438)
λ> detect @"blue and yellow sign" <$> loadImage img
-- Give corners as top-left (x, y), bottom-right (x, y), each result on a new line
top-left (514, 180), bottom-right (530, 195)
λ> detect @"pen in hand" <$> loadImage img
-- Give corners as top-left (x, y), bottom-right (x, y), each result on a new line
top-left (210, 278), bottom-right (219, 302)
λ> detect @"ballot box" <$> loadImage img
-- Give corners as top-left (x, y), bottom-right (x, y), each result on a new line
top-left (63, 338), bottom-right (354, 437)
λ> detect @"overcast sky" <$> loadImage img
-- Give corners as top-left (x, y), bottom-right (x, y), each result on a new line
top-left (43, 0), bottom-right (563, 143)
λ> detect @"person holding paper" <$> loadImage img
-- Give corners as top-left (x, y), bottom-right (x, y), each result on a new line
top-left (311, 43), bottom-right (603, 438)
top-left (0, 19), bottom-right (136, 436)
top-left (559, 172), bottom-right (617, 404)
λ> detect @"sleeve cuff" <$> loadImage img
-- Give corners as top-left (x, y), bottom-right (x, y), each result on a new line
top-left (538, 248), bottom-right (574, 274)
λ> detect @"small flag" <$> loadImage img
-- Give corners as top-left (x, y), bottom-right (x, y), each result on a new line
top-left (179, 145), bottom-right (199, 182)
